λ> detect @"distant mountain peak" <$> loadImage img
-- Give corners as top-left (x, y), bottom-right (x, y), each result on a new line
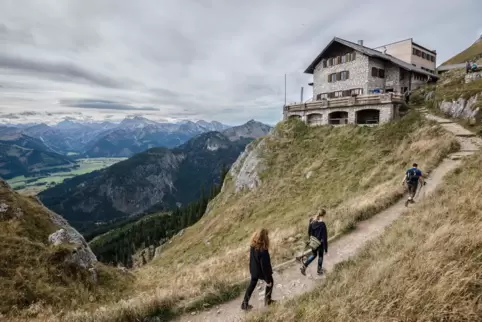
top-left (222, 120), bottom-right (271, 141)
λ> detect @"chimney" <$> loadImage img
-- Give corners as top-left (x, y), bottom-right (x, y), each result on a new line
top-left (358, 40), bottom-right (364, 46)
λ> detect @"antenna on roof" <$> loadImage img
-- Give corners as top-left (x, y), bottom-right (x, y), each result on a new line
top-left (383, 46), bottom-right (387, 54)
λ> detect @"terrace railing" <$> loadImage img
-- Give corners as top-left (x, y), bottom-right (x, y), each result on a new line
top-left (284, 93), bottom-right (404, 112)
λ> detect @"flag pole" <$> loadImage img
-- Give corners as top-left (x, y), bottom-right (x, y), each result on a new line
top-left (284, 73), bottom-right (287, 106)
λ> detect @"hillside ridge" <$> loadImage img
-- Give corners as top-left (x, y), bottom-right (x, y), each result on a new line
top-left (173, 109), bottom-right (482, 321)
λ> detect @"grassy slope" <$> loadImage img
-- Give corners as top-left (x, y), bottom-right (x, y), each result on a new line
top-left (442, 40), bottom-right (482, 65)
top-left (51, 112), bottom-right (458, 322)
top-left (249, 151), bottom-right (482, 322)
top-left (0, 181), bottom-right (130, 320)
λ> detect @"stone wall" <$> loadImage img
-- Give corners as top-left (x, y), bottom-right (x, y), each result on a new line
top-left (367, 58), bottom-right (386, 92)
top-left (313, 53), bottom-right (369, 99)
top-left (411, 74), bottom-right (427, 91)
top-left (286, 103), bottom-right (396, 126)
top-left (312, 50), bottom-right (421, 99)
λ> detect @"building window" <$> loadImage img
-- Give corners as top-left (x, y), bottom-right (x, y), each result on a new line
top-left (350, 52), bottom-right (356, 61)
top-left (328, 58), bottom-right (333, 67)
top-left (422, 52), bottom-right (426, 59)
top-left (341, 55), bottom-right (347, 63)
top-left (371, 67), bottom-right (385, 78)
top-left (328, 73), bottom-right (337, 82)
top-left (337, 56), bottom-right (342, 64)
top-left (319, 88), bottom-right (362, 99)
top-left (322, 59), bottom-right (327, 68)
top-left (340, 70), bottom-right (349, 81)
top-left (351, 88), bottom-right (363, 95)
top-left (371, 67), bottom-right (378, 77)
top-left (430, 55), bottom-right (435, 62)
top-left (412, 48), bottom-right (416, 55)
top-left (400, 69), bottom-right (406, 80)
top-left (328, 71), bottom-right (349, 83)
top-left (414, 73), bottom-right (427, 81)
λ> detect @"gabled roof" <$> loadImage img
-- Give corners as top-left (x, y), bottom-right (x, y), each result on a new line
top-left (304, 37), bottom-right (438, 79)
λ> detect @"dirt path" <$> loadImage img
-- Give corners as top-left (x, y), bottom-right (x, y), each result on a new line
top-left (176, 112), bottom-right (482, 322)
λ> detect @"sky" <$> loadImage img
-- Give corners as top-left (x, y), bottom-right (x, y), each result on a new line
top-left (1, 0), bottom-right (481, 126)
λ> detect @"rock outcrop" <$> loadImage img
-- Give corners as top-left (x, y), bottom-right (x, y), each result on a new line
top-left (48, 228), bottom-right (97, 269)
top-left (228, 138), bottom-right (267, 192)
top-left (465, 71), bottom-right (482, 83)
top-left (425, 92), bottom-right (482, 123)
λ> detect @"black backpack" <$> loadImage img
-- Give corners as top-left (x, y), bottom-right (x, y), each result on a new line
top-left (406, 168), bottom-right (418, 184)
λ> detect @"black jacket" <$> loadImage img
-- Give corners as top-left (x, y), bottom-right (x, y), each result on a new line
top-left (308, 220), bottom-right (328, 253)
top-left (249, 246), bottom-right (273, 281)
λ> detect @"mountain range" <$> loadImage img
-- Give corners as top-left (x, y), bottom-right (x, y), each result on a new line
top-left (0, 116), bottom-right (232, 158)
top-left (38, 120), bottom-right (271, 232)
top-left (0, 132), bottom-right (75, 180)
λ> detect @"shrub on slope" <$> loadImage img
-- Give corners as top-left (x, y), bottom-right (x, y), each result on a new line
top-left (248, 153), bottom-right (482, 322)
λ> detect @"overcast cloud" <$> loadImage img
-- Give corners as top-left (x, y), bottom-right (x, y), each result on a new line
top-left (0, 0), bottom-right (481, 125)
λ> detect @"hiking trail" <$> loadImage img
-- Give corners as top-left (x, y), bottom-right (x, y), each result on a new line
top-left (176, 111), bottom-right (482, 322)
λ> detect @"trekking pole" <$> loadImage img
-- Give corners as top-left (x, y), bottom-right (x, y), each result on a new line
top-left (416, 180), bottom-right (426, 199)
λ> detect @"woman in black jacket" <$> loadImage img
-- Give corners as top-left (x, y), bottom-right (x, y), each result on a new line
top-left (241, 228), bottom-right (275, 311)
top-left (300, 209), bottom-right (328, 276)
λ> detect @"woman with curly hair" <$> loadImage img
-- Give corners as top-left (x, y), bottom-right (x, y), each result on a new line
top-left (241, 228), bottom-right (275, 311)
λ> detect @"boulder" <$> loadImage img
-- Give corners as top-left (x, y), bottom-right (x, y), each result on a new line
top-left (48, 228), bottom-right (97, 269)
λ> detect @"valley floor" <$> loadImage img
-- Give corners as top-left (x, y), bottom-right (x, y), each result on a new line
top-left (174, 110), bottom-right (482, 322)
top-left (7, 157), bottom-right (125, 195)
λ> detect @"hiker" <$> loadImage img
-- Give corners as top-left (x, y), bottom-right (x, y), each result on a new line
top-left (241, 228), bottom-right (275, 311)
top-left (300, 209), bottom-right (328, 276)
top-left (402, 163), bottom-right (424, 206)
top-left (472, 62), bottom-right (478, 72)
top-left (466, 61), bottom-right (471, 74)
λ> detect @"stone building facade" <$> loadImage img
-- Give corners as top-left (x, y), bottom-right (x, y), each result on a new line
top-left (283, 37), bottom-right (437, 126)
top-left (306, 37), bottom-right (438, 102)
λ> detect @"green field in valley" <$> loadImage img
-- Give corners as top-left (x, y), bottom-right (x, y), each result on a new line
top-left (7, 158), bottom-right (126, 195)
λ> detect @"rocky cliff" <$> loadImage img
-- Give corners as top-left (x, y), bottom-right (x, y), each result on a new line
top-left (417, 69), bottom-right (482, 126)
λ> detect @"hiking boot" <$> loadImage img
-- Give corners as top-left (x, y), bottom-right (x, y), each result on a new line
top-left (265, 299), bottom-right (277, 306)
top-left (317, 268), bottom-right (325, 275)
top-left (241, 302), bottom-right (253, 311)
top-left (404, 199), bottom-right (410, 207)
top-left (300, 265), bottom-right (306, 276)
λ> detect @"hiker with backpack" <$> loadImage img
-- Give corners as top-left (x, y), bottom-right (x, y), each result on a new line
top-left (300, 209), bottom-right (328, 276)
top-left (241, 228), bottom-right (276, 311)
top-left (402, 163), bottom-right (424, 206)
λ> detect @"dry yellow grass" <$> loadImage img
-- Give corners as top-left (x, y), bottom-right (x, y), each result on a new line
top-left (16, 112), bottom-right (458, 322)
top-left (248, 152), bottom-right (482, 322)
top-left (0, 181), bottom-right (130, 321)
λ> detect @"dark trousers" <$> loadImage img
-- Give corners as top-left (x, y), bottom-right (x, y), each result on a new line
top-left (243, 276), bottom-right (273, 304)
top-left (303, 246), bottom-right (324, 271)
top-left (407, 182), bottom-right (418, 198)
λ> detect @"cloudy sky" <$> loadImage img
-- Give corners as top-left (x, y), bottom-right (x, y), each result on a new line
top-left (1, 0), bottom-right (481, 125)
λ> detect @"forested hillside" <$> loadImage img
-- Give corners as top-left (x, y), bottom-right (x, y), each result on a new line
top-left (39, 131), bottom-right (250, 232)
top-left (90, 168), bottom-right (227, 267)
